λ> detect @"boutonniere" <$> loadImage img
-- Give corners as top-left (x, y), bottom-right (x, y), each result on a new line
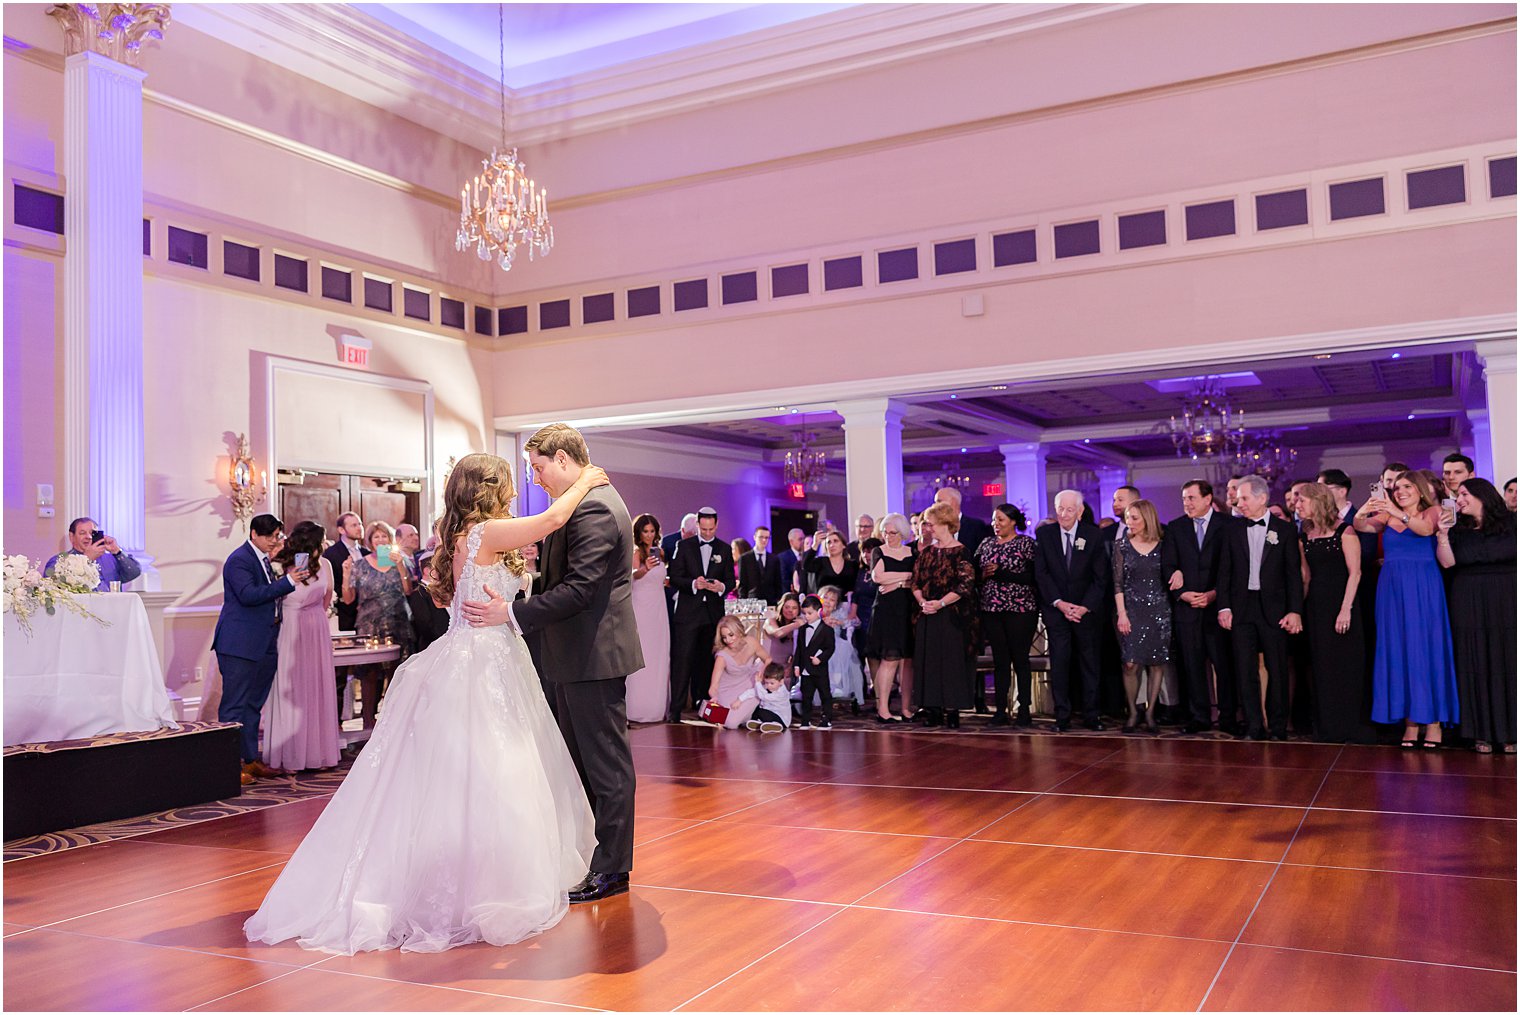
top-left (1265, 530), bottom-right (1279, 546)
top-left (1074, 537), bottom-right (1087, 550)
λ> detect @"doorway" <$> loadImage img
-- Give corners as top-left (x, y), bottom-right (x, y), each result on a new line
top-left (769, 506), bottom-right (818, 541)
top-left (277, 471), bottom-right (423, 540)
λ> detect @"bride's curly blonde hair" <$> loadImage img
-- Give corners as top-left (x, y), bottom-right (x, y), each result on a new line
top-left (430, 453), bottom-right (526, 606)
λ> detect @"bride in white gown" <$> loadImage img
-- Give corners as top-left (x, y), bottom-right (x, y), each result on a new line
top-left (245, 454), bottom-right (609, 955)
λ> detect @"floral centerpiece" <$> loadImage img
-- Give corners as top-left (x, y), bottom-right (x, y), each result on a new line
top-left (3, 553), bottom-right (110, 636)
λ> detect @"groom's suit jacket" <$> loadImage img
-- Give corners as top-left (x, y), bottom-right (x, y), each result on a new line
top-left (512, 486), bottom-right (644, 682)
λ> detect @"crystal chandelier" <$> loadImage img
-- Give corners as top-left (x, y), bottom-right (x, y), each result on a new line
top-left (929, 462), bottom-right (973, 491)
top-left (1238, 433), bottom-right (1298, 487)
top-left (1168, 377), bottom-right (1245, 462)
top-left (455, 4), bottom-right (552, 273)
top-left (783, 432), bottom-right (827, 490)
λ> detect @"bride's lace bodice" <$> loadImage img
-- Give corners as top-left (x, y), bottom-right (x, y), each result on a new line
top-left (451, 522), bottom-right (525, 625)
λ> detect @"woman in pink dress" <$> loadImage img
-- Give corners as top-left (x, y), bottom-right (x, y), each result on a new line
top-left (625, 513), bottom-right (670, 723)
top-left (264, 521), bottom-right (340, 771)
top-left (706, 617), bottom-right (766, 729)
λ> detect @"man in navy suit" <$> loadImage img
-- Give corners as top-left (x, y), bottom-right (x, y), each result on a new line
top-left (1161, 479), bottom-right (1237, 733)
top-left (1034, 490), bottom-right (1111, 731)
top-left (1217, 475), bottom-right (1304, 741)
top-left (666, 507), bottom-right (734, 721)
top-left (212, 514), bottom-right (306, 783)
top-left (777, 527), bottom-right (807, 596)
top-left (660, 513), bottom-right (698, 622)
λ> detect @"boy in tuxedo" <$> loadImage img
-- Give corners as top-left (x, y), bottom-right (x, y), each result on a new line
top-left (793, 595), bottom-right (836, 729)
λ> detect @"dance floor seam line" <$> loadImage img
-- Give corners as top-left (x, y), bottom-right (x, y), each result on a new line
top-left (292, 959), bottom-right (613, 1012)
top-left (183, 963), bottom-right (308, 1012)
top-left (1193, 744), bottom-right (1346, 1011)
top-left (21, 859), bottom-right (290, 934)
top-left (844, 901), bottom-right (1242, 944)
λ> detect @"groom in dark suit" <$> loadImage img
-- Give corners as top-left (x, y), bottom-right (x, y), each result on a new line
top-left (1217, 474), bottom-right (1304, 741)
top-left (462, 424), bottom-right (643, 903)
top-left (212, 514), bottom-right (306, 784)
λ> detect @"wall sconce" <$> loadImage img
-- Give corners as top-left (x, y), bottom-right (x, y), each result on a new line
top-left (228, 432), bottom-right (267, 531)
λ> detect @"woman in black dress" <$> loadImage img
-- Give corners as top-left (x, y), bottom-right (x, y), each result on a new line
top-left (1436, 478), bottom-right (1517, 755)
top-left (912, 503), bottom-right (977, 729)
top-left (1113, 500), bottom-right (1170, 734)
top-left (866, 514), bottom-right (916, 722)
top-left (974, 504), bottom-right (1038, 727)
top-left (1298, 484), bottom-right (1376, 744)
top-left (804, 531), bottom-right (858, 598)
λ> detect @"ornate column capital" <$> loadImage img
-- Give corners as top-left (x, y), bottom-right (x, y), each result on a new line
top-left (49, 4), bottom-right (170, 67)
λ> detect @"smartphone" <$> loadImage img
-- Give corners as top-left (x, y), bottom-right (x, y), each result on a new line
top-left (647, 545), bottom-right (662, 563)
top-left (376, 544), bottom-right (393, 567)
top-left (294, 552), bottom-right (310, 569)
top-left (90, 529), bottom-right (106, 544)
top-left (1369, 480), bottom-right (1383, 498)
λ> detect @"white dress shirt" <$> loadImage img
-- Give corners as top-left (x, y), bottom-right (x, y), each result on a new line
top-left (1243, 514), bottom-right (1270, 590)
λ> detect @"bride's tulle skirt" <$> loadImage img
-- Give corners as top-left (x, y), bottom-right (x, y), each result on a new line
top-left (244, 621), bottom-right (596, 954)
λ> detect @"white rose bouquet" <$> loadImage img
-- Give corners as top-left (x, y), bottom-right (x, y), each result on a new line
top-left (2, 552), bottom-right (108, 636)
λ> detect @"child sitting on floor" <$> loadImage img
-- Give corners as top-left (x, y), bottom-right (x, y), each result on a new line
top-left (743, 663), bottom-right (793, 733)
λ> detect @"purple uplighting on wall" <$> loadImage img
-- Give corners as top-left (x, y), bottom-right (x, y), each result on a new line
top-left (1329, 177), bottom-right (1385, 220)
top-left (403, 286), bottom-right (430, 321)
top-left (167, 226), bottom-right (209, 269)
top-left (878, 246), bottom-right (919, 282)
top-left (1185, 200), bottom-right (1235, 240)
top-left (13, 184), bottom-right (63, 234)
top-left (1406, 165), bottom-right (1466, 209)
top-left (627, 285), bottom-right (661, 317)
top-left (771, 262), bottom-right (809, 297)
top-left (321, 265), bottom-right (351, 302)
top-left (499, 305), bottom-right (528, 335)
top-left (934, 238), bottom-right (977, 275)
top-left (1118, 210), bottom-right (1166, 249)
top-left (1255, 189), bottom-right (1309, 230)
top-left (474, 305), bottom-right (495, 336)
top-left (363, 276), bottom-right (392, 313)
top-left (823, 255), bottom-right (863, 290)
top-left (722, 270), bottom-right (758, 305)
top-left (673, 278), bottom-right (708, 311)
top-left (223, 240), bottom-right (259, 282)
top-left (1488, 156), bottom-right (1516, 198)
top-left (274, 253), bottom-right (307, 292)
top-left (1053, 220), bottom-right (1100, 258)
top-left (992, 229), bottom-right (1037, 266)
top-left (540, 299), bottom-right (571, 330)
top-left (583, 292), bottom-right (615, 324)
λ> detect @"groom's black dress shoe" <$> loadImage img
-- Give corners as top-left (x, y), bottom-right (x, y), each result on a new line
top-left (569, 872), bottom-right (630, 903)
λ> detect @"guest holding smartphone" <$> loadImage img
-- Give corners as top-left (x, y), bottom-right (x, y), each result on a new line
top-left (626, 514), bottom-right (670, 724)
top-left (264, 521), bottom-right (340, 771)
top-left (343, 520), bottom-right (414, 728)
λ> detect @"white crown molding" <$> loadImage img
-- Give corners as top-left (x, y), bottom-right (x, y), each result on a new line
top-left (171, 3), bottom-right (1128, 150)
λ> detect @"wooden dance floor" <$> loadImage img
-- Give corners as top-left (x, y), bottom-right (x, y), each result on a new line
top-left (4, 724), bottom-right (1516, 1011)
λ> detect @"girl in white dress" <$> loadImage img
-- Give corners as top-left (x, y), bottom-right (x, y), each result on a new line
top-left (244, 454), bottom-right (608, 955)
top-left (819, 585), bottom-right (865, 711)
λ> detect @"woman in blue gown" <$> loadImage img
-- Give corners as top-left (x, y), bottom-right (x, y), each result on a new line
top-left (1354, 470), bottom-right (1458, 747)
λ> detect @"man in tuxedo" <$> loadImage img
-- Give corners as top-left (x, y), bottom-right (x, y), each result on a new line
top-left (212, 513), bottom-right (306, 784)
top-left (464, 423), bottom-right (643, 903)
top-left (1217, 475), bottom-right (1304, 741)
top-left (1097, 485), bottom-right (1141, 719)
top-left (661, 513), bottom-right (698, 620)
top-left (322, 512), bottom-right (369, 632)
top-left (844, 514), bottom-right (876, 567)
top-left (1033, 490), bottom-right (1111, 731)
top-left (934, 487), bottom-right (993, 551)
top-left (1161, 479), bottom-right (1237, 733)
top-left (778, 527), bottom-right (807, 596)
top-left (667, 507), bottom-right (734, 721)
top-left (738, 525), bottom-right (784, 603)
top-left (792, 595), bottom-right (837, 728)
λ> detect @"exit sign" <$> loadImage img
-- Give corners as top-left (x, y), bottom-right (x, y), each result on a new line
top-left (983, 482), bottom-right (1004, 497)
top-left (338, 334), bottom-right (372, 369)
top-left (786, 483), bottom-right (807, 500)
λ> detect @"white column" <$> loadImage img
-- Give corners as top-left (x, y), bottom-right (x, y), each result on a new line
top-left (1475, 339), bottom-right (1517, 484)
top-left (1095, 465), bottom-right (1131, 524)
top-left (63, 51), bottom-right (156, 586)
top-left (1467, 409), bottom-right (1494, 485)
top-left (1000, 443), bottom-right (1049, 526)
top-left (836, 398), bottom-right (905, 523)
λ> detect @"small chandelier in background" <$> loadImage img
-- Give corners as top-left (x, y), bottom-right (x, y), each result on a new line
top-left (1238, 433), bottom-right (1298, 488)
top-left (930, 462), bottom-right (973, 491)
top-left (783, 432), bottom-right (827, 491)
top-left (455, 4), bottom-right (552, 273)
top-left (1169, 377), bottom-right (1245, 462)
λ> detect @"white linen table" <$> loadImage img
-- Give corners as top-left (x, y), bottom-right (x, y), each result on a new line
top-left (4, 592), bottom-right (177, 745)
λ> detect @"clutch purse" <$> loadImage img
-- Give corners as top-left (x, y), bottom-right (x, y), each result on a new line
top-left (698, 700), bottom-right (730, 725)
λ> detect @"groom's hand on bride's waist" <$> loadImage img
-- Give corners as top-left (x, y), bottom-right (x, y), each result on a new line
top-left (461, 584), bottom-right (517, 630)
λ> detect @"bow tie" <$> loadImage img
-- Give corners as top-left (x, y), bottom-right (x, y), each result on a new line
top-left (700, 539), bottom-right (713, 547)
top-left (1250, 518), bottom-right (1268, 527)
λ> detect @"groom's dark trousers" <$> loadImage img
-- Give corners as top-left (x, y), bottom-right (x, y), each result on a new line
top-left (512, 485), bottom-right (643, 876)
